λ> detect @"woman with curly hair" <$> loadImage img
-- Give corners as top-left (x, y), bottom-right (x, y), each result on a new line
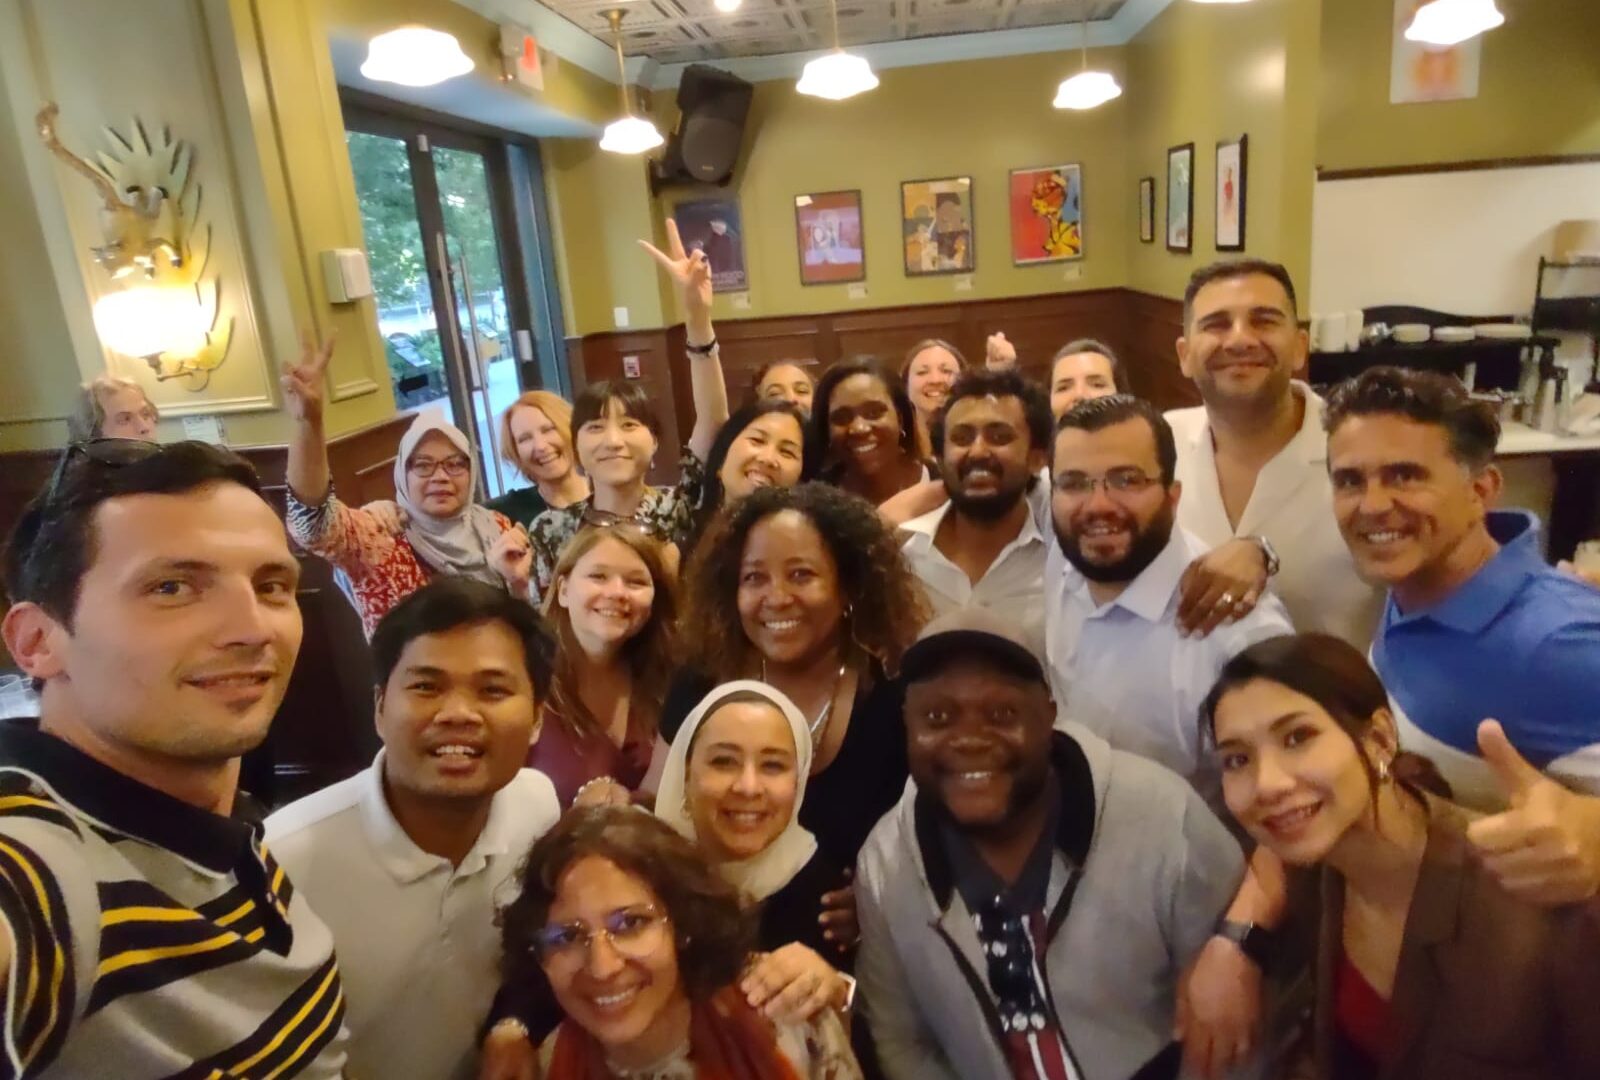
top-left (528, 525), bottom-right (677, 808)
top-left (664, 482), bottom-right (929, 880)
top-left (492, 807), bottom-right (862, 1080)
top-left (808, 360), bottom-right (927, 507)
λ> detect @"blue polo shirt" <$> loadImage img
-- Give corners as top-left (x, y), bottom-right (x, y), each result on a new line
top-left (1373, 510), bottom-right (1600, 809)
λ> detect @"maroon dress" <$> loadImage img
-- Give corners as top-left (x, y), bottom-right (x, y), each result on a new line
top-left (526, 706), bottom-right (654, 808)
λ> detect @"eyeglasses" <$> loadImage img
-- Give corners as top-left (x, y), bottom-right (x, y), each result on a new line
top-left (1052, 468), bottom-right (1158, 498)
top-left (974, 895), bottom-right (1051, 1035)
top-left (45, 438), bottom-right (164, 502)
top-left (533, 905), bottom-right (668, 973)
top-left (407, 455), bottom-right (471, 478)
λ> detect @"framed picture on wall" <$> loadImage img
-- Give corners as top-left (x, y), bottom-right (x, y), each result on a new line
top-left (1166, 144), bottom-right (1194, 253)
top-left (901, 176), bottom-right (975, 276)
top-left (1008, 164), bottom-right (1083, 264)
top-left (794, 190), bottom-right (866, 286)
top-left (1138, 177), bottom-right (1155, 244)
top-left (672, 198), bottom-right (748, 292)
top-left (1215, 135), bottom-right (1248, 251)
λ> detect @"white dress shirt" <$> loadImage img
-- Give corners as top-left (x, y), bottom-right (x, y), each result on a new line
top-left (1166, 383), bottom-right (1383, 649)
top-left (1045, 526), bottom-right (1295, 805)
top-left (266, 755), bottom-right (561, 1080)
top-left (901, 492), bottom-right (1049, 656)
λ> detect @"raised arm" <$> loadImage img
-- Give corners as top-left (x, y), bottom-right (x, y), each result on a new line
top-left (281, 334), bottom-right (337, 505)
top-left (640, 220), bottom-right (728, 462)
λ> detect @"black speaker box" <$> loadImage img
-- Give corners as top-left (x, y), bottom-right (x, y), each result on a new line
top-left (650, 64), bottom-right (754, 191)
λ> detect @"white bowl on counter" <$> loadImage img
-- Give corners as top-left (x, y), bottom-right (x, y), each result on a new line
top-left (1393, 323), bottom-right (1431, 344)
top-left (1432, 326), bottom-right (1476, 343)
top-left (1474, 323), bottom-right (1532, 340)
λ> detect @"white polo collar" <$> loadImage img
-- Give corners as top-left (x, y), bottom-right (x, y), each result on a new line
top-left (358, 749), bottom-right (519, 885)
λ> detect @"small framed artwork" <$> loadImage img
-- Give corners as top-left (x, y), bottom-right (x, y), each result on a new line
top-left (672, 198), bottom-right (748, 292)
top-left (1138, 177), bottom-right (1155, 244)
top-left (901, 175), bottom-right (975, 276)
top-left (1008, 164), bottom-right (1083, 264)
top-left (794, 190), bottom-right (866, 286)
top-left (1166, 143), bottom-right (1194, 254)
top-left (1215, 135), bottom-right (1248, 251)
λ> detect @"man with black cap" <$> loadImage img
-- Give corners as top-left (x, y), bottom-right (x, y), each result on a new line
top-left (854, 608), bottom-right (1246, 1080)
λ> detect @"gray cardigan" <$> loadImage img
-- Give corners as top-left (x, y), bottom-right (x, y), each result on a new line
top-left (855, 724), bottom-right (1245, 1080)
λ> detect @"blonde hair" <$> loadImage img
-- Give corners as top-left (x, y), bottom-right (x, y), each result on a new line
top-left (68, 375), bottom-right (157, 442)
top-left (541, 525), bottom-right (678, 743)
top-left (498, 391), bottom-right (575, 481)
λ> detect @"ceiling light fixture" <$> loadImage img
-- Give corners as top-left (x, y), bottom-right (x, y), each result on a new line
top-left (796, 0), bottom-right (879, 101)
top-left (598, 8), bottom-right (665, 155)
top-left (1053, 0), bottom-right (1122, 110)
top-left (1405, 0), bottom-right (1505, 47)
top-left (1188, 0), bottom-right (1254, 6)
top-left (713, 0), bottom-right (743, 11)
top-left (360, 26), bottom-right (475, 87)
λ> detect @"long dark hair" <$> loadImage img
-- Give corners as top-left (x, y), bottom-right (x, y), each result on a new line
top-left (691, 400), bottom-right (814, 544)
top-left (1200, 633), bottom-right (1451, 800)
top-left (808, 358), bottom-right (919, 478)
top-left (498, 807), bottom-right (755, 1002)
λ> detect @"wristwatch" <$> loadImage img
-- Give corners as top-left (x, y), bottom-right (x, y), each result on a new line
top-left (1244, 534), bottom-right (1280, 578)
top-left (1215, 919), bottom-right (1275, 968)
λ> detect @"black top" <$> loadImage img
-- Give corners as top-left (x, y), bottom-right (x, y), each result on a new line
top-left (484, 485), bottom-right (549, 530)
top-left (758, 847), bottom-right (850, 963)
top-left (660, 666), bottom-right (909, 868)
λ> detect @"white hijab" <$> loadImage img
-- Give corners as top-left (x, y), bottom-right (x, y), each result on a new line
top-left (393, 414), bottom-right (507, 587)
top-left (655, 680), bottom-right (819, 903)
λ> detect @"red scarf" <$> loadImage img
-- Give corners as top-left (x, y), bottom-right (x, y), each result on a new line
top-left (544, 985), bottom-right (802, 1080)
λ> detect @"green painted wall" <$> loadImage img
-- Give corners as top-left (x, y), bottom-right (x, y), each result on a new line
top-left (1125, 0), bottom-right (1322, 301)
top-left (1318, 0), bottom-right (1600, 173)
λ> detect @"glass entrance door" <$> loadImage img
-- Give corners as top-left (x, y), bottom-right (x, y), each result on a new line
top-left (344, 108), bottom-right (542, 499)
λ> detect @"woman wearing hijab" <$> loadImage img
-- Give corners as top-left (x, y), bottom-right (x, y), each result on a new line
top-left (657, 682), bottom-right (850, 965)
top-left (282, 337), bottom-right (532, 637)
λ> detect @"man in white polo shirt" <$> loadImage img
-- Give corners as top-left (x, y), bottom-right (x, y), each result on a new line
top-left (266, 577), bottom-right (561, 1080)
top-left (1166, 258), bottom-right (1384, 648)
top-left (900, 368), bottom-right (1053, 653)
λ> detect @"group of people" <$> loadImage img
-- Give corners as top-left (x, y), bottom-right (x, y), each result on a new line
top-left (4, 248), bottom-right (1600, 1080)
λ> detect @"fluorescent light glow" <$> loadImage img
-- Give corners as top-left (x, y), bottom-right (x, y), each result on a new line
top-left (1189, 0), bottom-right (1254, 5)
top-left (1405, 0), bottom-right (1505, 46)
top-left (1053, 70), bottom-right (1122, 110)
top-left (713, 0), bottom-right (743, 11)
top-left (361, 27), bottom-right (475, 87)
top-left (600, 115), bottom-right (665, 154)
top-left (796, 50), bottom-right (879, 101)
top-left (93, 286), bottom-right (209, 359)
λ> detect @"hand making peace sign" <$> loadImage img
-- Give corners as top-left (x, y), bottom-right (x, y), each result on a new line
top-left (639, 219), bottom-right (714, 337)
top-left (281, 332), bottom-right (337, 427)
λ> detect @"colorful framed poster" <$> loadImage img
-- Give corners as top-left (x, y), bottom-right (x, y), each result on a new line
top-left (1138, 177), bottom-right (1155, 244)
top-left (901, 176), bottom-right (974, 276)
top-left (1166, 143), bottom-right (1194, 254)
top-left (1008, 164), bottom-right (1083, 264)
top-left (794, 189), bottom-right (865, 286)
top-left (1215, 135), bottom-right (1248, 252)
top-left (672, 198), bottom-right (747, 292)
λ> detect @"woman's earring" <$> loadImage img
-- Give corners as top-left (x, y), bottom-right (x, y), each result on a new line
top-left (1377, 757), bottom-right (1392, 784)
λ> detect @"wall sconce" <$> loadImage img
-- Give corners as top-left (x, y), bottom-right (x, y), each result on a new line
top-left (36, 103), bottom-right (232, 388)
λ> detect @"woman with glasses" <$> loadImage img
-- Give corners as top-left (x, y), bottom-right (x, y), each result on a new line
top-left (282, 337), bottom-right (532, 636)
top-left (528, 222), bottom-right (730, 597)
top-left (530, 525), bottom-right (677, 810)
top-left (496, 806), bottom-right (862, 1080)
top-left (1203, 633), bottom-right (1600, 1079)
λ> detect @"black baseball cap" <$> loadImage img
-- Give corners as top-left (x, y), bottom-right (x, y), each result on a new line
top-left (900, 607), bottom-right (1048, 688)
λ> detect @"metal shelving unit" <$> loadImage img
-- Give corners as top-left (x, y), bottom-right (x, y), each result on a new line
top-left (1533, 257), bottom-right (1600, 387)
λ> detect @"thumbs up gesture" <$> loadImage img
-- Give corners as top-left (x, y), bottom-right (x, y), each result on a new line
top-left (985, 331), bottom-right (1017, 370)
top-left (1465, 719), bottom-right (1600, 906)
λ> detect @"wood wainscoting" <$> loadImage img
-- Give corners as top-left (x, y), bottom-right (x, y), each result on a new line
top-left (565, 289), bottom-right (1198, 457)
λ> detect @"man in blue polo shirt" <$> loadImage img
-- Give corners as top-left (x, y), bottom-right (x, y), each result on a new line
top-left (1326, 365), bottom-right (1600, 903)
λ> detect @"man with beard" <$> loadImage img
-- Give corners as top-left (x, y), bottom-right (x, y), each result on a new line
top-left (1046, 394), bottom-right (1291, 796)
top-left (1167, 258), bottom-right (1383, 647)
top-left (900, 368), bottom-right (1053, 653)
top-left (1045, 394), bottom-right (1292, 1079)
top-left (856, 607), bottom-right (1244, 1080)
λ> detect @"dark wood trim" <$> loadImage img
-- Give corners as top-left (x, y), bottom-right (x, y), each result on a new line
top-left (1317, 152), bottom-right (1600, 183)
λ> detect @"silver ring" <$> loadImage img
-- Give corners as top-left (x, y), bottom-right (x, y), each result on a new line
top-left (1220, 592), bottom-right (1236, 606)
